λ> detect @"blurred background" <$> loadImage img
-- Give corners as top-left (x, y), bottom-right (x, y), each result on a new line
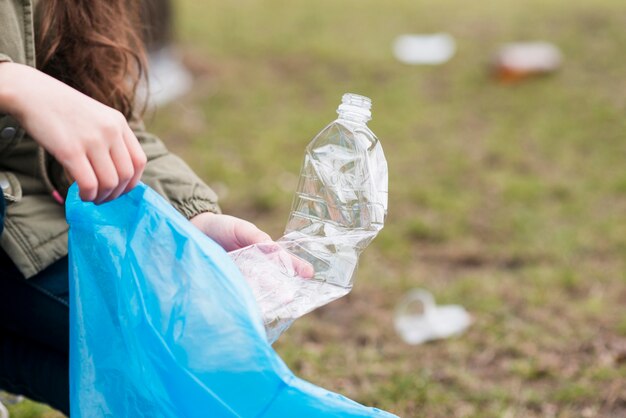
top-left (7, 0), bottom-right (626, 416)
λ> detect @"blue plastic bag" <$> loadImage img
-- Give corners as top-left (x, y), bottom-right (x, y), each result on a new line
top-left (66, 183), bottom-right (396, 417)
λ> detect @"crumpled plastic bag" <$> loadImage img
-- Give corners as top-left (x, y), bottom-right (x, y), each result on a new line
top-left (67, 183), bottom-right (396, 418)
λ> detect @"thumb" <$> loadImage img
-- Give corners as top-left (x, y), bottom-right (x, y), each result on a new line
top-left (234, 221), bottom-right (273, 248)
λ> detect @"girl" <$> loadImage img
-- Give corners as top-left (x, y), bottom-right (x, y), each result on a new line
top-left (0, 0), bottom-right (272, 414)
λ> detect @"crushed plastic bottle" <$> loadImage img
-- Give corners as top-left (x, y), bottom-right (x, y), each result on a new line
top-left (230, 93), bottom-right (388, 343)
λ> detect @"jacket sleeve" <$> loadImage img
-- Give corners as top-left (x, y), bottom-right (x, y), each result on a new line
top-left (132, 122), bottom-right (221, 219)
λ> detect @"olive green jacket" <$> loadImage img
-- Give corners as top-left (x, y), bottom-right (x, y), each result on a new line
top-left (0, 0), bottom-right (220, 278)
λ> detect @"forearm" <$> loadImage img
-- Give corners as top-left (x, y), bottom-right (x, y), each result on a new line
top-left (0, 62), bottom-right (25, 117)
top-left (0, 62), bottom-right (71, 123)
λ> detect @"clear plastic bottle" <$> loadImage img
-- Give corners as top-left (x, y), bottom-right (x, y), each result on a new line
top-left (230, 93), bottom-right (388, 342)
top-left (282, 93), bottom-right (388, 287)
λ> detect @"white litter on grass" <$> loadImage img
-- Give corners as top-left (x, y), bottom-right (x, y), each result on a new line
top-left (394, 289), bottom-right (471, 345)
top-left (494, 42), bottom-right (562, 73)
top-left (392, 33), bottom-right (456, 65)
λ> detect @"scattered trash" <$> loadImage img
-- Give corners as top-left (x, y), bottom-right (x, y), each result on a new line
top-left (492, 42), bottom-right (562, 83)
top-left (231, 93), bottom-right (388, 343)
top-left (394, 289), bottom-right (471, 345)
top-left (392, 33), bottom-right (456, 65)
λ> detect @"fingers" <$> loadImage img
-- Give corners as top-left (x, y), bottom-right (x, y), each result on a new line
top-left (122, 125), bottom-right (146, 193)
top-left (64, 155), bottom-right (98, 202)
top-left (87, 146), bottom-right (119, 204)
top-left (191, 213), bottom-right (317, 278)
top-left (103, 124), bottom-right (146, 202)
top-left (255, 242), bottom-right (315, 279)
top-left (16, 72), bottom-right (147, 203)
top-left (233, 221), bottom-right (272, 249)
top-left (292, 256), bottom-right (315, 278)
top-left (80, 124), bottom-right (145, 204)
top-left (107, 140), bottom-right (134, 201)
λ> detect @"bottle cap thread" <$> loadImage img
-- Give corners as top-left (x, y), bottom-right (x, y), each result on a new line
top-left (337, 93), bottom-right (372, 122)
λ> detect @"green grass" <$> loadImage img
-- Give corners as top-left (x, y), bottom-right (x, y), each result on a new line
top-left (12, 0), bottom-right (626, 416)
top-left (4, 397), bottom-right (62, 418)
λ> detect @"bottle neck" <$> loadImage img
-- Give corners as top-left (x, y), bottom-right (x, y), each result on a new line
top-left (336, 93), bottom-right (372, 125)
top-left (337, 111), bottom-right (370, 125)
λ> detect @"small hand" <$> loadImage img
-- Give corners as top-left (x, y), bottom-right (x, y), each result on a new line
top-left (0, 63), bottom-right (147, 203)
top-left (190, 212), bottom-right (314, 278)
top-left (190, 212), bottom-right (272, 252)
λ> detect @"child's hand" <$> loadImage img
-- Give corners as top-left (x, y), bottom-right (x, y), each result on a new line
top-left (0, 63), bottom-right (146, 203)
top-left (190, 212), bottom-right (314, 278)
top-left (190, 212), bottom-right (272, 252)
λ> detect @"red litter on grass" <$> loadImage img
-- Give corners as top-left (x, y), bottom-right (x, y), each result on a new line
top-left (492, 42), bottom-right (562, 83)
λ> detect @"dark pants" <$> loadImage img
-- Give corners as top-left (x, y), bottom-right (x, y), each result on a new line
top-left (0, 196), bottom-right (70, 415)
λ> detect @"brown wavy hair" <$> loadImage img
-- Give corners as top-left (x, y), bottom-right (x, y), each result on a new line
top-left (35, 0), bottom-right (146, 119)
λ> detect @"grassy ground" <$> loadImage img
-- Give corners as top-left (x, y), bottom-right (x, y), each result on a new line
top-left (10, 0), bottom-right (626, 416)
